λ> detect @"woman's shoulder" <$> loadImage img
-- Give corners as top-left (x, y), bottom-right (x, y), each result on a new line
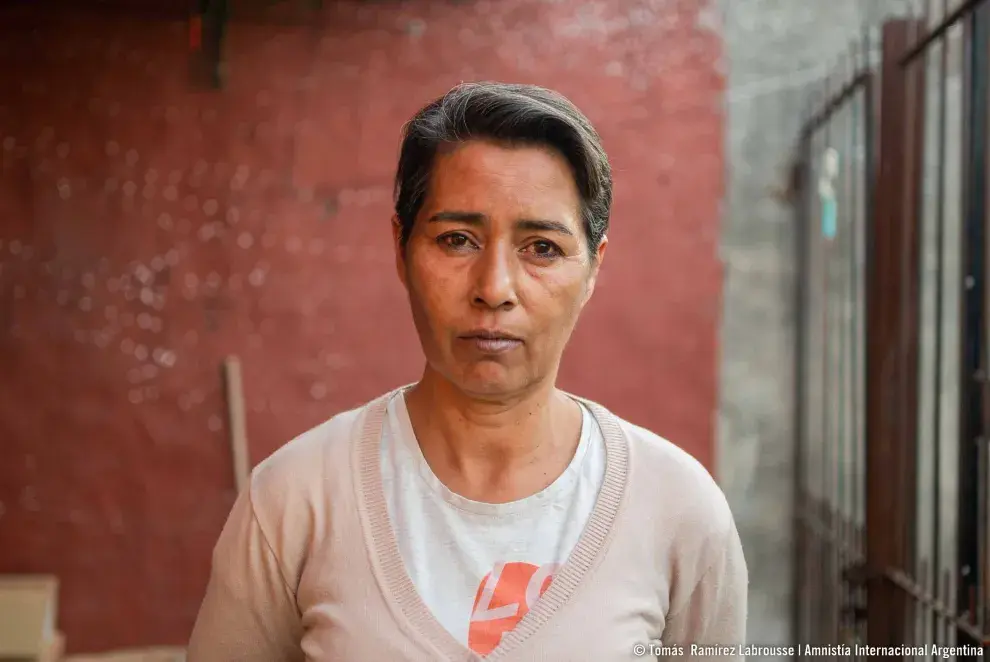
top-left (611, 413), bottom-right (740, 565)
top-left (620, 419), bottom-right (722, 498)
top-left (579, 397), bottom-right (717, 488)
top-left (254, 405), bottom-right (363, 480)
top-left (582, 398), bottom-right (736, 535)
top-left (246, 390), bottom-right (392, 515)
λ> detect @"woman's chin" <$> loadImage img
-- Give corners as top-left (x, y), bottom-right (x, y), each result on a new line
top-left (452, 364), bottom-right (529, 398)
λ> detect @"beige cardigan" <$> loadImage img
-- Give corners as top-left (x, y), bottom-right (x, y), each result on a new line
top-left (187, 387), bottom-right (748, 661)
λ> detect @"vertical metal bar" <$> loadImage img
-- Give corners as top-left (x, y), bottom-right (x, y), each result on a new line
top-left (855, 43), bottom-right (871, 647)
top-left (902, 15), bottom-right (926, 647)
top-left (900, 21), bottom-right (916, 641)
top-left (958, 9), bottom-right (974, 654)
top-left (927, 0), bottom-right (952, 648)
top-left (982, 7), bottom-right (990, 641)
top-left (979, 428), bottom-right (989, 643)
top-left (918, 0), bottom-right (949, 650)
top-left (922, 559), bottom-right (933, 649)
top-left (830, 60), bottom-right (843, 646)
top-left (859, 28), bottom-right (875, 652)
top-left (867, 20), bottom-right (922, 653)
top-left (797, 90), bottom-right (820, 658)
top-left (810, 89), bottom-right (824, 647)
top-left (909, 1), bottom-right (930, 638)
top-left (958, 1), bottom-right (989, 656)
top-left (832, 51), bottom-right (845, 648)
top-left (838, 40), bottom-right (854, 648)
top-left (912, 12), bottom-right (929, 653)
top-left (867, 19), bottom-right (900, 649)
top-left (821, 69), bottom-right (836, 649)
top-left (903, 14), bottom-right (918, 641)
top-left (913, 8), bottom-right (935, 651)
top-left (795, 110), bottom-right (812, 655)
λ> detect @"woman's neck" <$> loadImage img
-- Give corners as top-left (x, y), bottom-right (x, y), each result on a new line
top-left (404, 367), bottom-right (582, 502)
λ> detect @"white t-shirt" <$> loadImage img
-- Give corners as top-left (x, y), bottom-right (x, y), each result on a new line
top-left (380, 392), bottom-right (607, 656)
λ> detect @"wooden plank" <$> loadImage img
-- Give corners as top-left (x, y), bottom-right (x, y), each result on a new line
top-left (222, 356), bottom-right (250, 493)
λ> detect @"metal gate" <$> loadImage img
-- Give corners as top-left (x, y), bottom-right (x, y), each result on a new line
top-left (795, 0), bottom-right (990, 657)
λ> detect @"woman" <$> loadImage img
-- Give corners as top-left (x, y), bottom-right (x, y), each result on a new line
top-left (187, 82), bottom-right (748, 661)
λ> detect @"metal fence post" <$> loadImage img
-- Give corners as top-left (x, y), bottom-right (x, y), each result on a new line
top-left (865, 18), bottom-right (925, 652)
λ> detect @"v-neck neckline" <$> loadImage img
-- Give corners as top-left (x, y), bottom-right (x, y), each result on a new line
top-left (352, 385), bottom-right (631, 661)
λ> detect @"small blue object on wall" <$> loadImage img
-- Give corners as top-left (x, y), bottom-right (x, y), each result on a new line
top-left (819, 147), bottom-right (840, 241)
top-left (821, 196), bottom-right (837, 240)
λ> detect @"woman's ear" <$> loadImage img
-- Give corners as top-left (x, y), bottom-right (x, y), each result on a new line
top-left (392, 215), bottom-right (408, 289)
top-left (583, 235), bottom-right (608, 305)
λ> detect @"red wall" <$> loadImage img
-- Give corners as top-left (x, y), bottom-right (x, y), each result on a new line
top-left (0, 0), bottom-right (723, 653)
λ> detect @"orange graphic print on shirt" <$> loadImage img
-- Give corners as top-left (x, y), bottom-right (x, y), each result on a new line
top-left (468, 561), bottom-right (559, 655)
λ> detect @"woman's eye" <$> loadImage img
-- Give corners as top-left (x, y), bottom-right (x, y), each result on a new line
top-left (529, 240), bottom-right (562, 259)
top-left (438, 233), bottom-right (474, 250)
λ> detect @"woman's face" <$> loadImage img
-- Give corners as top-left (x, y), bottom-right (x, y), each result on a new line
top-left (394, 140), bottom-right (607, 399)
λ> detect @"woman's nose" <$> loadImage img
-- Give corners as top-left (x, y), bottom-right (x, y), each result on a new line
top-left (471, 244), bottom-right (518, 311)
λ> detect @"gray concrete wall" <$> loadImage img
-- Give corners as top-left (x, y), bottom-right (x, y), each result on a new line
top-left (716, 0), bottom-right (915, 652)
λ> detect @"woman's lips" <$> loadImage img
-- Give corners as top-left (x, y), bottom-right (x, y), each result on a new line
top-left (458, 330), bottom-right (523, 355)
top-left (465, 337), bottom-right (523, 354)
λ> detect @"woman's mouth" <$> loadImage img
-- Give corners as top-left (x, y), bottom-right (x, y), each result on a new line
top-left (459, 330), bottom-right (523, 355)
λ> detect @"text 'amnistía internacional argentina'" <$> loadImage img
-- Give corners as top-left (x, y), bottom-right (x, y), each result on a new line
top-left (685, 644), bottom-right (984, 658)
top-left (799, 644), bottom-right (983, 658)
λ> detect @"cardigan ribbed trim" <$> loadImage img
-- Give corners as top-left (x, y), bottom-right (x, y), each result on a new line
top-left (353, 385), bottom-right (630, 661)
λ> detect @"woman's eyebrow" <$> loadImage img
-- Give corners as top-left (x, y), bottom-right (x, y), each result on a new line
top-left (427, 211), bottom-right (574, 236)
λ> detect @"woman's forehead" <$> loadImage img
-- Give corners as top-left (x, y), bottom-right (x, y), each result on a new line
top-left (424, 141), bottom-right (581, 227)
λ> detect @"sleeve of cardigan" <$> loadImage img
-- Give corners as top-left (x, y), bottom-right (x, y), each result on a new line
top-left (187, 485), bottom-right (304, 662)
top-left (659, 519), bottom-right (749, 661)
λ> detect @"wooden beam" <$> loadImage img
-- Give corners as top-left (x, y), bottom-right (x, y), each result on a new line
top-left (222, 356), bottom-right (251, 494)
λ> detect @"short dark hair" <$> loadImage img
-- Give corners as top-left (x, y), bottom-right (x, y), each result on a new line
top-left (393, 82), bottom-right (612, 257)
